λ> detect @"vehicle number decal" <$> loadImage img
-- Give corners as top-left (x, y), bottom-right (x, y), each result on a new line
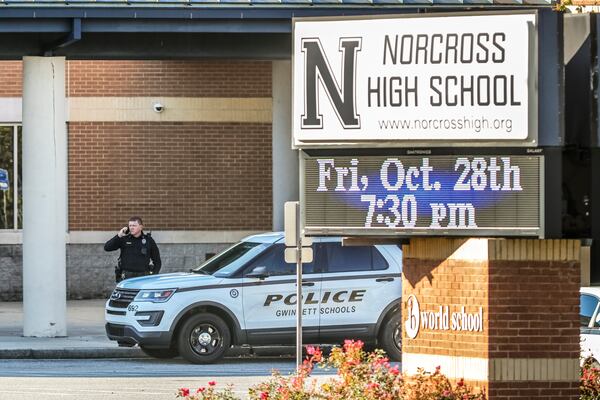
top-left (128, 304), bottom-right (138, 312)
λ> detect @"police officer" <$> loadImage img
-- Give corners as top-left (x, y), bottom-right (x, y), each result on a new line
top-left (104, 216), bottom-right (161, 282)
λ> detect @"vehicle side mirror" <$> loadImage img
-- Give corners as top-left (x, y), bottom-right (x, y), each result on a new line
top-left (246, 266), bottom-right (268, 280)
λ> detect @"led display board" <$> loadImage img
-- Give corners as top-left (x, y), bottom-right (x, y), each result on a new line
top-left (292, 12), bottom-right (538, 147)
top-left (302, 154), bottom-right (543, 237)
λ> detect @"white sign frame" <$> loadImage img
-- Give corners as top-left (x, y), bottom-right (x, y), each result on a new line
top-left (292, 11), bottom-right (539, 148)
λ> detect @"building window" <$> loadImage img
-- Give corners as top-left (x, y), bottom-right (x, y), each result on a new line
top-left (0, 125), bottom-right (22, 230)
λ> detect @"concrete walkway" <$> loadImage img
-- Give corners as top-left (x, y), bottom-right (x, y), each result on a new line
top-left (0, 299), bottom-right (145, 359)
top-left (0, 300), bottom-right (297, 360)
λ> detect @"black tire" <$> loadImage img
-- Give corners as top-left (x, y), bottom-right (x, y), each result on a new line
top-left (140, 346), bottom-right (179, 359)
top-left (379, 311), bottom-right (402, 361)
top-left (177, 313), bottom-right (231, 364)
top-left (584, 357), bottom-right (600, 369)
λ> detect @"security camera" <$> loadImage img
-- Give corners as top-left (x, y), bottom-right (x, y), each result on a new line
top-left (153, 103), bottom-right (165, 113)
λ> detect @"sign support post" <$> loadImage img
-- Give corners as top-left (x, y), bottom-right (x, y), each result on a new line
top-left (284, 201), bottom-right (304, 367)
top-left (295, 212), bottom-right (303, 367)
top-left (284, 201), bottom-right (314, 367)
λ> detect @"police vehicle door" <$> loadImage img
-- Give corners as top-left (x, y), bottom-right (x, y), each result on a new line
top-left (318, 238), bottom-right (395, 343)
top-left (242, 241), bottom-right (321, 345)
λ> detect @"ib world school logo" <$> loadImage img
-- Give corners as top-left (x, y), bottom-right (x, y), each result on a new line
top-left (405, 294), bottom-right (420, 339)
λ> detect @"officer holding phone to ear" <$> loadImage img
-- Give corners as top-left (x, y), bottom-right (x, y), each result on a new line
top-left (104, 216), bottom-right (161, 283)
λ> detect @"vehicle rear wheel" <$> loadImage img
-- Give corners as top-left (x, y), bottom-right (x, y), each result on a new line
top-left (584, 357), bottom-right (600, 369)
top-left (177, 313), bottom-right (231, 364)
top-left (140, 346), bottom-right (178, 359)
top-left (379, 311), bottom-right (402, 361)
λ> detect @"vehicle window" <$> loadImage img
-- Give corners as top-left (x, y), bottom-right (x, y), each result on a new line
top-left (244, 244), bottom-right (316, 277)
top-left (323, 243), bottom-right (388, 273)
top-left (193, 241), bottom-right (269, 277)
top-left (372, 247), bottom-right (388, 271)
top-left (581, 294), bottom-right (600, 327)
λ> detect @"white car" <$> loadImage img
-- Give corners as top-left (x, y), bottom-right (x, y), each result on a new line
top-left (105, 232), bottom-right (403, 364)
top-left (581, 287), bottom-right (600, 366)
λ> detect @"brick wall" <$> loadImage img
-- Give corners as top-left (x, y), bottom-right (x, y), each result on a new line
top-left (69, 121), bottom-right (272, 231)
top-left (0, 60), bottom-right (273, 98)
top-left (402, 257), bottom-right (489, 358)
top-left (488, 259), bottom-right (580, 360)
top-left (67, 60), bottom-right (272, 97)
top-left (402, 238), bottom-right (581, 400)
top-left (66, 59), bottom-right (273, 231)
top-left (0, 242), bottom-right (234, 301)
top-left (488, 381), bottom-right (580, 400)
top-left (0, 60), bottom-right (274, 231)
top-left (0, 61), bottom-right (22, 97)
top-left (0, 59), bottom-right (274, 298)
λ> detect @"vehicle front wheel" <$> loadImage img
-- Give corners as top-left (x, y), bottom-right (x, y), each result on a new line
top-left (177, 313), bottom-right (231, 364)
top-left (379, 311), bottom-right (402, 361)
top-left (140, 346), bottom-right (178, 359)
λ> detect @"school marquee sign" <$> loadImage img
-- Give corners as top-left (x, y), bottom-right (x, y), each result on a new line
top-left (292, 12), bottom-right (537, 147)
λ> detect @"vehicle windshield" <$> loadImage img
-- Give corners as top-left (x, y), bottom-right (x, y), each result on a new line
top-left (192, 241), bottom-right (269, 278)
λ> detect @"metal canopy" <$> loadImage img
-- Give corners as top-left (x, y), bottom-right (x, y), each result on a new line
top-left (0, 4), bottom-right (553, 59)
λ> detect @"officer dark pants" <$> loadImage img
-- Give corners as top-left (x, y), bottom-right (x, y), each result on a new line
top-left (117, 270), bottom-right (149, 282)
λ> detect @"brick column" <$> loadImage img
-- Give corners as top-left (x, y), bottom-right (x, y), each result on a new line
top-left (402, 238), bottom-right (580, 399)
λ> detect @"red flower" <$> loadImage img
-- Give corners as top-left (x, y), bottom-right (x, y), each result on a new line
top-left (457, 378), bottom-right (465, 387)
top-left (373, 357), bottom-right (389, 367)
top-left (306, 346), bottom-right (316, 355)
top-left (179, 388), bottom-right (190, 397)
top-left (366, 382), bottom-right (379, 389)
top-left (197, 387), bottom-right (205, 393)
top-left (208, 381), bottom-right (216, 386)
top-left (260, 391), bottom-right (269, 400)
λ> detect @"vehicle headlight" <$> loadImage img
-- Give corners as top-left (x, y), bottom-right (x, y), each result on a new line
top-left (134, 289), bottom-right (176, 303)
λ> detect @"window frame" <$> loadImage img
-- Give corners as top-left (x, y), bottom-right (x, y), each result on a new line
top-left (0, 124), bottom-right (21, 232)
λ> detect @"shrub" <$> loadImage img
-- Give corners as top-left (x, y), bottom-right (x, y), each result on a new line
top-left (247, 345), bottom-right (323, 400)
top-left (313, 340), bottom-right (404, 400)
top-left (581, 361), bottom-right (600, 400)
top-left (177, 381), bottom-right (238, 400)
top-left (401, 367), bottom-right (485, 400)
top-left (177, 341), bottom-right (486, 400)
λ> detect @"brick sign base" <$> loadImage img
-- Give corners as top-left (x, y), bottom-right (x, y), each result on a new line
top-left (401, 238), bottom-right (580, 399)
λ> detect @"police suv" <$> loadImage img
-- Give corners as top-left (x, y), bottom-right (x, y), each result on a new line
top-left (105, 232), bottom-right (403, 364)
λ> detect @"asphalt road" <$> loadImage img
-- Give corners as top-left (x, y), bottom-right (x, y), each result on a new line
top-left (0, 376), bottom-right (261, 400)
top-left (0, 357), bottom-right (323, 377)
top-left (0, 357), bottom-right (341, 400)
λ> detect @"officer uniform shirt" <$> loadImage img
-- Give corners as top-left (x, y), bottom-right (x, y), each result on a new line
top-left (104, 232), bottom-right (161, 273)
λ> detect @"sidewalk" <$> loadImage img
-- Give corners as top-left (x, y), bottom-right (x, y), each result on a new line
top-left (0, 299), bottom-right (146, 359)
top-left (0, 300), bottom-right (295, 360)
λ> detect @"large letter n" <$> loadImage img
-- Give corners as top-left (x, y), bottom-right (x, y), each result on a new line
top-left (301, 37), bottom-right (361, 129)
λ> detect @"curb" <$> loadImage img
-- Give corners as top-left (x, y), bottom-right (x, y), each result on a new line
top-left (0, 346), bottom-right (299, 360)
top-left (0, 347), bottom-right (146, 359)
